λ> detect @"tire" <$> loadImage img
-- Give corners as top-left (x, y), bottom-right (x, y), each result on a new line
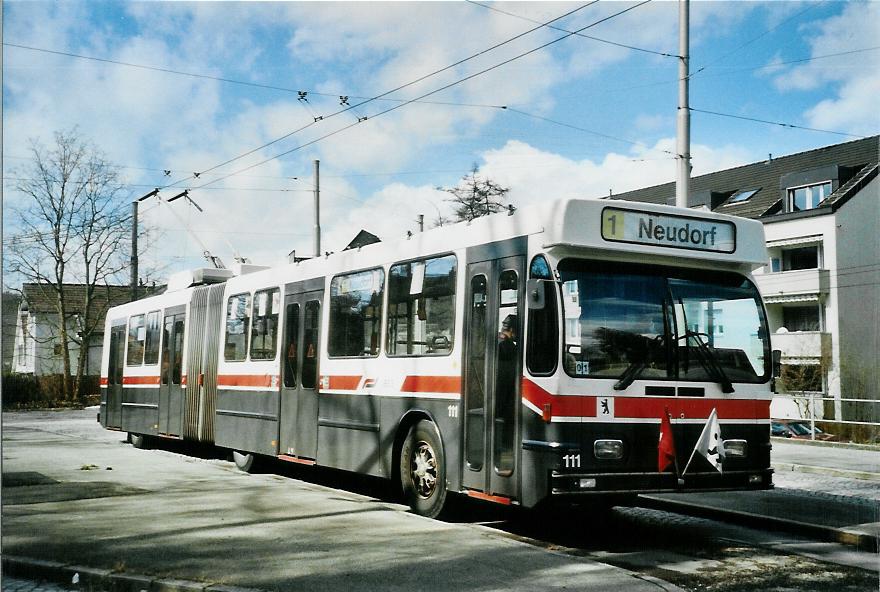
top-left (399, 420), bottom-right (447, 518)
top-left (233, 450), bottom-right (258, 473)
top-left (130, 433), bottom-right (150, 449)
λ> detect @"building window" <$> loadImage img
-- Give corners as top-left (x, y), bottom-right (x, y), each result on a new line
top-left (53, 343), bottom-right (64, 357)
top-left (788, 181), bottom-right (831, 212)
top-left (782, 246), bottom-right (819, 271)
top-left (726, 188), bottom-right (760, 205)
top-left (329, 268), bottom-right (385, 357)
top-left (225, 293), bottom-right (252, 361)
top-left (782, 306), bottom-right (820, 332)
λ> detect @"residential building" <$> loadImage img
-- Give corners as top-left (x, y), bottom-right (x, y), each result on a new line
top-left (2, 292), bottom-right (22, 373)
top-left (13, 284), bottom-right (136, 377)
top-left (610, 136), bottom-right (879, 424)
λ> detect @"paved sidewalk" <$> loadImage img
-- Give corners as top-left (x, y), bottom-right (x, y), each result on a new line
top-left (643, 438), bottom-right (880, 552)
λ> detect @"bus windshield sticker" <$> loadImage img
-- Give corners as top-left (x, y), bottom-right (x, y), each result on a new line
top-left (575, 360), bottom-right (589, 376)
top-left (601, 207), bottom-right (736, 253)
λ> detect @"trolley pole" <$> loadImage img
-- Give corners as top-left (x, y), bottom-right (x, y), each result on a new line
top-left (313, 159), bottom-right (321, 257)
top-left (675, 0), bottom-right (691, 209)
top-left (131, 200), bottom-right (139, 302)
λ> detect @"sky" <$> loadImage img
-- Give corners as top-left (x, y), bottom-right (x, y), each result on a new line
top-left (3, 0), bottom-right (879, 284)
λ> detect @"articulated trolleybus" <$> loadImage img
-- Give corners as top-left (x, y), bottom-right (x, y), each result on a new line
top-left (101, 199), bottom-right (774, 517)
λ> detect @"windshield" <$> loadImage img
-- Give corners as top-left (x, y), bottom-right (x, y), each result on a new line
top-left (559, 259), bottom-right (770, 384)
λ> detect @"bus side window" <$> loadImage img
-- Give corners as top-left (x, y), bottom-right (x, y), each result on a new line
top-left (527, 255), bottom-right (559, 375)
top-left (302, 300), bottom-right (320, 389)
top-left (329, 268), bottom-right (385, 358)
top-left (225, 293), bottom-right (252, 361)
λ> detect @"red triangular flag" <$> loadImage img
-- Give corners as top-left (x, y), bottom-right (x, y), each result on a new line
top-left (658, 407), bottom-right (676, 472)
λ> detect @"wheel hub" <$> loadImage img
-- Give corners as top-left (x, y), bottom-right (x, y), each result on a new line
top-left (411, 440), bottom-right (437, 499)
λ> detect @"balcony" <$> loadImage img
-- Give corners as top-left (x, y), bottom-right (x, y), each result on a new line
top-left (756, 268), bottom-right (830, 302)
top-left (771, 330), bottom-right (831, 363)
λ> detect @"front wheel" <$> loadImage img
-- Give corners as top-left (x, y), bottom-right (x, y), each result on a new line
top-left (399, 420), bottom-right (447, 518)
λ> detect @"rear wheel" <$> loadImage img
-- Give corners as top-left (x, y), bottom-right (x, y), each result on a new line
top-left (130, 433), bottom-right (150, 449)
top-left (233, 450), bottom-right (258, 473)
top-left (399, 420), bottom-right (447, 518)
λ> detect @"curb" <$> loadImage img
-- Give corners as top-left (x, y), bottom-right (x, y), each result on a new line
top-left (771, 436), bottom-right (880, 452)
top-left (1, 556), bottom-right (265, 592)
top-left (638, 495), bottom-right (878, 553)
top-left (772, 461), bottom-right (880, 482)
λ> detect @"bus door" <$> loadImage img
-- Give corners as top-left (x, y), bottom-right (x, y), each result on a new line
top-left (462, 256), bottom-right (524, 498)
top-left (106, 323), bottom-right (126, 429)
top-left (279, 281), bottom-right (323, 459)
top-left (159, 309), bottom-right (186, 437)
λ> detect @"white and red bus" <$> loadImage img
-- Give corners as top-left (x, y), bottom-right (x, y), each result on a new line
top-left (101, 198), bottom-right (775, 517)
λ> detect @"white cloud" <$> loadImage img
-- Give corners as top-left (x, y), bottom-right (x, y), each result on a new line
top-left (773, 2), bottom-right (880, 135)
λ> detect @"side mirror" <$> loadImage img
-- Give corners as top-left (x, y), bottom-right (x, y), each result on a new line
top-left (772, 349), bottom-right (782, 378)
top-left (526, 279), bottom-right (545, 310)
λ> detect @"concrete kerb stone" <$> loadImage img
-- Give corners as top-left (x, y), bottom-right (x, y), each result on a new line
top-left (772, 461), bottom-right (880, 482)
top-left (1, 556), bottom-right (264, 592)
top-left (639, 495), bottom-right (879, 554)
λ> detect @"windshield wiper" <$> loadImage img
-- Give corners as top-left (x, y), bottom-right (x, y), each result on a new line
top-left (685, 330), bottom-right (734, 393)
top-left (613, 334), bottom-right (664, 391)
top-left (614, 360), bottom-right (647, 391)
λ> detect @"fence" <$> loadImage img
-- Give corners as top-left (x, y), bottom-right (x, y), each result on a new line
top-left (771, 391), bottom-right (880, 442)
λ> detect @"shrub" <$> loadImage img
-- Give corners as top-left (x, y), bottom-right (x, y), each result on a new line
top-left (2, 373), bottom-right (99, 409)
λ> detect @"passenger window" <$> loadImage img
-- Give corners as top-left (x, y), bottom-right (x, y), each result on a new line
top-left (283, 303), bottom-right (300, 388)
top-left (127, 314), bottom-right (145, 366)
top-left (302, 300), bottom-right (320, 389)
top-left (329, 269), bottom-right (385, 357)
top-left (225, 293), bottom-right (252, 361)
top-left (144, 311), bottom-right (161, 365)
top-left (250, 288), bottom-right (280, 360)
top-left (527, 255), bottom-right (559, 375)
top-left (387, 255), bottom-right (456, 356)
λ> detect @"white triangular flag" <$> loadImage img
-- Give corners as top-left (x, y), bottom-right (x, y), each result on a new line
top-left (684, 408), bottom-right (725, 474)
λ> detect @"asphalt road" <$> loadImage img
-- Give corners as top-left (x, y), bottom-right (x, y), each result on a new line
top-left (2, 408), bottom-right (680, 592)
top-left (3, 409), bottom-right (878, 592)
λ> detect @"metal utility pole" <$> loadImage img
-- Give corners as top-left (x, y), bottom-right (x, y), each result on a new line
top-left (131, 188), bottom-right (158, 301)
top-left (418, 214), bottom-right (425, 232)
top-left (130, 200), bottom-right (139, 301)
top-left (675, 0), bottom-right (691, 208)
top-left (313, 160), bottom-right (321, 257)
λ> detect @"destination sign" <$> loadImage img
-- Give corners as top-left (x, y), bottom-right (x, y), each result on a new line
top-left (601, 207), bottom-right (736, 253)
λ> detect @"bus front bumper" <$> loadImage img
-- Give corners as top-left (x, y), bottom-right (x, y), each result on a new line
top-left (550, 468), bottom-right (773, 497)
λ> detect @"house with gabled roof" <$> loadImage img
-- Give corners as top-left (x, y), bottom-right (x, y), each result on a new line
top-left (13, 284), bottom-right (137, 377)
top-left (610, 135), bottom-right (879, 425)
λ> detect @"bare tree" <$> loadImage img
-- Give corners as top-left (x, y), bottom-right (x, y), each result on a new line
top-left (6, 129), bottom-right (131, 400)
top-left (439, 165), bottom-right (510, 223)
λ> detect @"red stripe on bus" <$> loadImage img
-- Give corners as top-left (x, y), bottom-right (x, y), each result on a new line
top-left (615, 397), bottom-right (768, 420)
top-left (181, 375), bottom-right (187, 386)
top-left (328, 375), bottom-right (362, 390)
top-left (521, 379), bottom-right (597, 417)
top-left (466, 490), bottom-right (512, 505)
top-left (122, 376), bottom-right (161, 385)
top-left (217, 374), bottom-right (276, 387)
top-left (100, 377), bottom-right (108, 386)
top-left (521, 379), bottom-right (768, 420)
top-left (400, 375), bottom-right (461, 394)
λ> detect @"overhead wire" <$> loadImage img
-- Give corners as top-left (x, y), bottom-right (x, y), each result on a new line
top-left (690, 108), bottom-right (870, 139)
top-left (173, 1), bottom-right (598, 189)
top-left (688, 0), bottom-right (828, 80)
top-left (467, 0), bottom-right (677, 58)
top-left (194, 0), bottom-right (653, 190)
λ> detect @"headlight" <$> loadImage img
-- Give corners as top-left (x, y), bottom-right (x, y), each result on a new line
top-left (594, 439), bottom-right (624, 460)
